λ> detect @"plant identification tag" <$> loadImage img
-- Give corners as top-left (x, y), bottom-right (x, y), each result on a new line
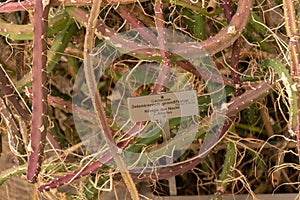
top-left (128, 90), bottom-right (198, 122)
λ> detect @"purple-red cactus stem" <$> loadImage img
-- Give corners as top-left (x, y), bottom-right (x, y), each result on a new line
top-left (27, 0), bottom-right (50, 182)
top-left (38, 152), bottom-right (111, 191)
top-left (222, 0), bottom-right (233, 22)
top-left (116, 5), bottom-right (157, 45)
top-left (152, 0), bottom-right (172, 93)
top-left (222, 0), bottom-right (242, 95)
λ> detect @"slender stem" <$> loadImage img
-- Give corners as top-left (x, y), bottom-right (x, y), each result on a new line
top-left (222, 0), bottom-right (242, 95)
top-left (116, 5), bottom-right (157, 45)
top-left (153, 0), bottom-right (172, 93)
top-left (27, 0), bottom-right (49, 182)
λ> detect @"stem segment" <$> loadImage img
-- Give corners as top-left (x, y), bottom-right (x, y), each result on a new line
top-left (27, 0), bottom-right (49, 182)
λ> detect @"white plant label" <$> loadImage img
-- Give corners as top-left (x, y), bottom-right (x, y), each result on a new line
top-left (128, 90), bottom-right (198, 122)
